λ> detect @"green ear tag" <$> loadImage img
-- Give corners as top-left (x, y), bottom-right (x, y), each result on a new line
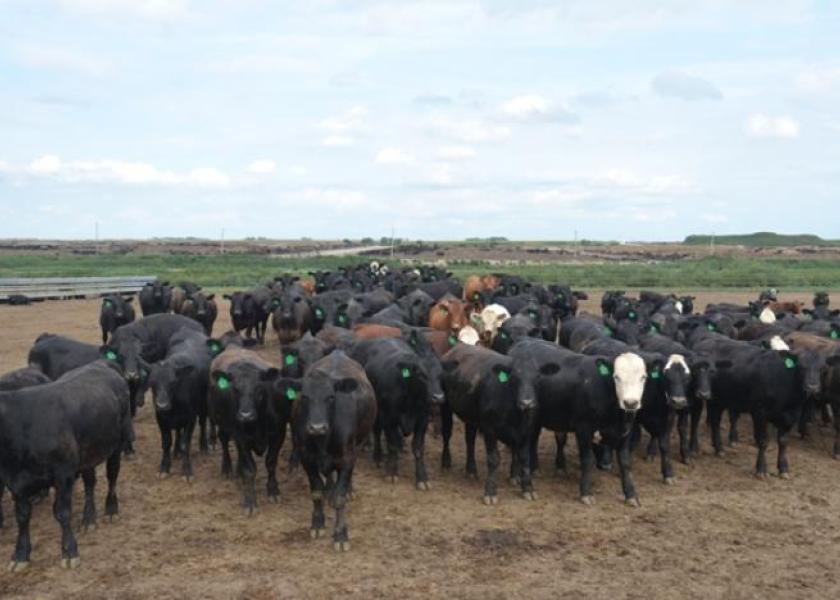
top-left (105, 350), bottom-right (117, 361)
top-left (401, 367), bottom-right (411, 379)
top-left (628, 311), bottom-right (637, 320)
top-left (315, 307), bottom-right (324, 318)
top-left (831, 330), bottom-right (839, 340)
top-left (603, 326), bottom-right (613, 335)
top-left (500, 331), bottom-right (509, 340)
top-left (104, 299), bottom-right (113, 307)
top-left (217, 376), bottom-right (230, 390)
top-left (784, 357), bottom-right (796, 369)
top-left (650, 369), bottom-right (661, 380)
top-left (598, 363), bottom-right (611, 377)
top-left (497, 370), bottom-right (510, 383)
top-left (286, 387), bottom-right (297, 401)
top-left (338, 314), bottom-right (348, 324)
top-left (447, 334), bottom-right (457, 346)
top-left (473, 292), bottom-right (480, 300)
top-left (284, 353), bottom-right (296, 366)
top-left (706, 323), bottom-right (716, 331)
top-left (210, 342), bottom-right (221, 355)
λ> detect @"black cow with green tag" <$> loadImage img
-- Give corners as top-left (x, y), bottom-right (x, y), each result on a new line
top-left (348, 334), bottom-right (444, 490)
top-left (99, 294), bottom-right (136, 344)
top-left (439, 344), bottom-right (537, 505)
top-left (280, 332), bottom-right (334, 379)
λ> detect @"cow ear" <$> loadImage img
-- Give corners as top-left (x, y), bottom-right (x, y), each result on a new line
top-left (715, 360), bottom-right (733, 371)
top-left (100, 345), bottom-right (119, 362)
top-left (124, 296), bottom-right (134, 303)
top-left (175, 364), bottom-right (196, 378)
top-left (539, 363), bottom-right (561, 377)
top-left (826, 355), bottom-right (840, 367)
top-left (223, 294), bottom-right (232, 300)
top-left (648, 361), bottom-right (663, 380)
top-left (595, 359), bottom-right (612, 377)
top-left (279, 378), bottom-right (302, 402)
top-left (211, 370), bottom-right (232, 390)
top-left (491, 364), bottom-right (512, 383)
top-left (261, 367), bottom-right (281, 382)
top-left (206, 294), bottom-right (215, 301)
top-left (442, 359), bottom-right (459, 374)
top-left (161, 281), bottom-right (169, 286)
top-left (407, 329), bottom-right (419, 347)
top-left (780, 352), bottom-right (798, 369)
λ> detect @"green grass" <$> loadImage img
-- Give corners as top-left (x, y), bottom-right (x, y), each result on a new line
top-left (683, 232), bottom-right (840, 247)
top-left (2, 254), bottom-right (840, 290)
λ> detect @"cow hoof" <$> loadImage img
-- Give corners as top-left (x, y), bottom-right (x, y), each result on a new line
top-left (833, 453), bottom-right (840, 461)
top-left (644, 455), bottom-right (656, 463)
top-left (83, 522), bottom-right (97, 533)
top-left (123, 452), bottom-right (137, 462)
top-left (779, 472), bottom-right (791, 480)
top-left (509, 477), bottom-right (520, 487)
top-left (107, 514), bottom-right (120, 523)
top-left (7, 561), bottom-right (29, 573)
top-left (61, 557), bottom-right (81, 570)
top-left (267, 494), bottom-right (279, 504)
top-left (556, 469), bottom-right (568, 479)
top-left (729, 441), bottom-right (739, 448)
top-left (482, 495), bottom-right (499, 506)
top-left (715, 451), bottom-right (725, 458)
top-left (416, 481), bottom-right (431, 491)
top-left (334, 541), bottom-right (351, 552)
top-left (755, 472), bottom-right (769, 480)
top-left (522, 491), bottom-right (538, 501)
top-left (157, 471), bottom-right (169, 480)
top-left (664, 477), bottom-right (677, 486)
top-left (310, 528), bottom-right (325, 539)
top-left (466, 471), bottom-right (479, 480)
top-left (625, 497), bottom-right (641, 508)
top-left (182, 475), bottom-right (193, 484)
top-left (682, 458), bottom-right (693, 466)
top-left (242, 506), bottom-right (258, 517)
top-left (387, 475), bottom-right (398, 484)
top-left (580, 495), bottom-right (595, 506)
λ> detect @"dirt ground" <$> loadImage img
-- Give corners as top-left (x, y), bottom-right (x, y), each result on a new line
top-left (1, 291), bottom-right (839, 599)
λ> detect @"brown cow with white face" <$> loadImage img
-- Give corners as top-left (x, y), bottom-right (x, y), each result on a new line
top-left (428, 294), bottom-right (471, 335)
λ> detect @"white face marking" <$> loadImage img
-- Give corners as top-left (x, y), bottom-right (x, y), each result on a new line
top-left (613, 353), bottom-right (646, 411)
top-left (665, 354), bottom-right (690, 376)
top-left (769, 335), bottom-right (790, 351)
top-left (457, 326), bottom-right (481, 346)
top-left (481, 304), bottom-right (511, 338)
top-left (759, 307), bottom-right (777, 324)
top-left (674, 301), bottom-right (684, 315)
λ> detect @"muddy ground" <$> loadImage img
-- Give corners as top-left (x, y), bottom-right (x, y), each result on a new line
top-left (0, 291), bottom-right (839, 599)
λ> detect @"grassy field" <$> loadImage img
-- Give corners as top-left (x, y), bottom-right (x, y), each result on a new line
top-left (1, 253), bottom-right (840, 290)
top-left (683, 232), bottom-right (840, 247)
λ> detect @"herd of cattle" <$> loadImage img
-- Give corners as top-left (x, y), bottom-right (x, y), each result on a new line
top-left (2, 263), bottom-right (840, 572)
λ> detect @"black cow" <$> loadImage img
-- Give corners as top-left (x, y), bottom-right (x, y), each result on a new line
top-left (349, 335), bottom-right (443, 489)
top-left (223, 291), bottom-right (261, 341)
top-left (208, 347), bottom-right (294, 515)
top-left (271, 286), bottom-right (313, 344)
top-left (147, 328), bottom-right (213, 481)
top-left (291, 351), bottom-right (376, 551)
top-left (508, 339), bottom-right (645, 506)
top-left (281, 332), bottom-right (334, 379)
top-left (99, 295), bottom-right (136, 344)
top-left (0, 367), bottom-right (51, 530)
top-left (139, 280), bottom-right (172, 316)
top-left (440, 344), bottom-right (537, 504)
top-left (0, 361), bottom-right (132, 571)
top-left (491, 314), bottom-right (541, 354)
top-left (178, 291), bottom-right (217, 336)
top-left (309, 290), bottom-right (354, 334)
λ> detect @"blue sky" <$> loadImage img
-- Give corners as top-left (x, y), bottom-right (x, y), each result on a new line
top-left (0, 0), bottom-right (838, 241)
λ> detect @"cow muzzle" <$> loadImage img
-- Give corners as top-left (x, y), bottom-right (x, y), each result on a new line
top-left (621, 399), bottom-right (641, 412)
top-left (668, 395), bottom-right (689, 410)
top-left (307, 422), bottom-right (328, 436)
top-left (432, 392), bottom-right (445, 405)
top-left (237, 409), bottom-right (257, 424)
top-left (518, 397), bottom-right (537, 411)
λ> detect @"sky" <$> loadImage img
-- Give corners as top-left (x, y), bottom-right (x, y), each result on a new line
top-left (0, 0), bottom-right (839, 241)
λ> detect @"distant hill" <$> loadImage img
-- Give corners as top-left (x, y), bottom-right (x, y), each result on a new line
top-left (683, 232), bottom-right (838, 247)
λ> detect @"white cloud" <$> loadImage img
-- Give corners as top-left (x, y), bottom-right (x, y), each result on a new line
top-left (500, 94), bottom-right (579, 123)
top-left (651, 71), bottom-right (723, 101)
top-left (207, 55), bottom-right (316, 75)
top-left (17, 45), bottom-right (112, 77)
top-left (375, 147), bottom-right (415, 166)
top-left (437, 146), bottom-right (476, 160)
top-left (322, 135), bottom-right (355, 147)
top-left (320, 106), bottom-right (367, 134)
top-left (297, 188), bottom-right (368, 210)
top-left (702, 212), bottom-right (729, 223)
top-left (246, 159), bottom-right (277, 175)
top-left (795, 66), bottom-right (840, 94)
top-left (746, 113), bottom-right (800, 138)
top-left (15, 155), bottom-right (230, 188)
top-left (289, 165), bottom-right (309, 176)
top-left (57, 0), bottom-right (190, 22)
top-left (429, 116), bottom-right (511, 143)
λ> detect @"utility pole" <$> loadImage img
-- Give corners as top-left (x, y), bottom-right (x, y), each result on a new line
top-left (220, 229), bottom-right (225, 255)
top-left (95, 221), bottom-right (99, 255)
top-left (390, 226), bottom-right (395, 258)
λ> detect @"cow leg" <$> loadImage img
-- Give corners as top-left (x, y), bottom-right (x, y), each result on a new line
top-left (728, 409), bottom-right (740, 446)
top-left (265, 433), bottom-right (282, 503)
top-left (530, 429), bottom-right (541, 474)
top-left (372, 417), bottom-right (384, 467)
top-left (0, 482), bottom-right (4, 530)
top-left (219, 430), bottom-right (233, 479)
top-left (645, 435), bottom-right (658, 461)
top-left (833, 395), bottom-right (840, 459)
top-left (412, 415), bottom-right (430, 490)
top-left (575, 430), bottom-right (596, 505)
top-left (752, 413), bottom-right (769, 478)
top-left (440, 402), bottom-right (453, 469)
top-left (208, 419), bottom-right (218, 451)
top-left (181, 419), bottom-right (196, 483)
top-left (617, 440), bottom-right (640, 506)
top-left (332, 460), bottom-right (354, 551)
top-left (708, 405), bottom-right (725, 457)
top-left (677, 410), bottom-right (691, 465)
top-left (53, 474), bottom-right (80, 569)
top-left (198, 406), bottom-right (209, 455)
top-left (8, 495), bottom-right (33, 571)
top-left (173, 429), bottom-right (183, 459)
top-left (777, 426), bottom-right (791, 478)
top-left (689, 400), bottom-right (703, 456)
top-left (464, 422), bottom-right (479, 478)
top-left (158, 424), bottom-right (173, 478)
top-left (482, 431), bottom-right (500, 505)
top-left (595, 443), bottom-right (612, 471)
top-left (517, 438), bottom-right (535, 500)
top-left (81, 468), bottom-right (97, 531)
top-left (105, 450), bottom-right (121, 520)
top-left (798, 394), bottom-right (814, 439)
top-left (384, 424), bottom-right (401, 483)
top-left (659, 412), bottom-right (676, 484)
top-left (237, 443), bottom-right (258, 516)
top-left (302, 457), bottom-right (326, 538)
top-left (555, 432), bottom-right (568, 476)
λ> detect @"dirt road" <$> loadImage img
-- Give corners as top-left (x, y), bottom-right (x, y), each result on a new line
top-left (0, 291), bottom-right (838, 599)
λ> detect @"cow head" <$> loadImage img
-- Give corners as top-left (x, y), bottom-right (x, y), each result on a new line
top-left (611, 353), bottom-right (646, 412)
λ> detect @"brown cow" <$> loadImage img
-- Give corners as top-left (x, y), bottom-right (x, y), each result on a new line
top-left (298, 279), bottom-right (316, 297)
top-left (766, 301), bottom-right (805, 315)
top-left (463, 274), bottom-right (499, 306)
top-left (353, 324), bottom-right (456, 357)
top-left (429, 294), bottom-right (470, 334)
